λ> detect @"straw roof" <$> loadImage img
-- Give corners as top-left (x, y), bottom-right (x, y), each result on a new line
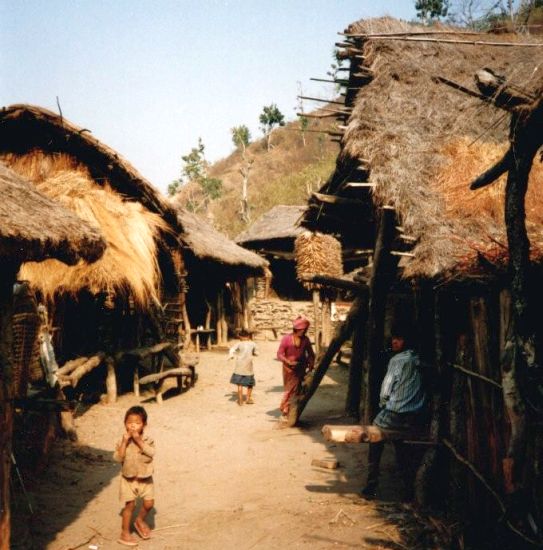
top-left (236, 205), bottom-right (306, 246)
top-left (19, 170), bottom-right (168, 305)
top-left (0, 104), bottom-right (179, 230)
top-left (173, 207), bottom-right (268, 275)
top-left (304, 17), bottom-right (543, 282)
top-left (0, 162), bottom-right (105, 265)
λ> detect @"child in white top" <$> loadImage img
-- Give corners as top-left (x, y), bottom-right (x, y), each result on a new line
top-left (228, 329), bottom-right (258, 405)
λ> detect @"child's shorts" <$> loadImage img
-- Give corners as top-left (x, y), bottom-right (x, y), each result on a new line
top-left (119, 476), bottom-right (154, 502)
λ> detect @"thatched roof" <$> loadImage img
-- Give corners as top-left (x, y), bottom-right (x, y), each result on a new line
top-left (0, 104), bottom-right (179, 230)
top-left (19, 170), bottom-right (168, 305)
top-left (303, 18), bottom-right (543, 282)
top-left (236, 205), bottom-right (306, 247)
top-left (173, 207), bottom-right (268, 275)
top-left (0, 162), bottom-right (105, 265)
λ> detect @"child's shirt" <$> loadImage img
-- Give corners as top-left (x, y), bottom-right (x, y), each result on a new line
top-left (229, 340), bottom-right (258, 376)
top-left (113, 434), bottom-right (155, 479)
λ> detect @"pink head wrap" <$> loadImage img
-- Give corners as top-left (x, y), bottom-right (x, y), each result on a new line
top-left (293, 317), bottom-right (310, 330)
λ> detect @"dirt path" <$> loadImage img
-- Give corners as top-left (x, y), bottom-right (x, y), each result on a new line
top-left (22, 341), bottom-right (439, 549)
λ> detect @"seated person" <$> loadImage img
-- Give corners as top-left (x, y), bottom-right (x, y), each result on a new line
top-left (361, 326), bottom-right (428, 500)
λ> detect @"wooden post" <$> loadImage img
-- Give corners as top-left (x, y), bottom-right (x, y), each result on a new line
top-left (500, 288), bottom-right (526, 494)
top-left (449, 332), bottom-right (469, 515)
top-left (241, 280), bottom-right (250, 331)
top-left (345, 314), bottom-right (367, 420)
top-left (288, 288), bottom-right (368, 426)
top-left (321, 296), bottom-right (332, 347)
top-left (363, 207), bottom-right (398, 424)
top-left (0, 260), bottom-right (18, 550)
top-left (216, 292), bottom-right (223, 346)
top-left (312, 289), bottom-right (320, 353)
top-left (105, 356), bottom-right (117, 404)
top-left (133, 367), bottom-right (140, 397)
top-left (415, 291), bottom-right (445, 506)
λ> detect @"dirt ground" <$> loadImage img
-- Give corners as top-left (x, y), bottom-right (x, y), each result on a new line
top-left (13, 340), bottom-right (444, 550)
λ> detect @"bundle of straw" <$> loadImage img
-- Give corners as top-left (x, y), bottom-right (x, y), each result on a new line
top-left (295, 231), bottom-right (343, 290)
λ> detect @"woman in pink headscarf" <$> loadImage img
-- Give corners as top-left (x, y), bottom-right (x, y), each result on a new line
top-left (277, 317), bottom-right (315, 420)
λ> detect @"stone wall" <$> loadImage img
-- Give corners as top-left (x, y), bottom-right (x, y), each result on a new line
top-left (249, 298), bottom-right (350, 340)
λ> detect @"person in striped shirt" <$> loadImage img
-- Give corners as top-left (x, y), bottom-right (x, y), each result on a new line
top-left (361, 326), bottom-right (428, 500)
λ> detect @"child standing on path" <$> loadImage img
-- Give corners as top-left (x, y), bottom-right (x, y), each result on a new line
top-left (229, 329), bottom-right (258, 405)
top-left (113, 406), bottom-right (155, 546)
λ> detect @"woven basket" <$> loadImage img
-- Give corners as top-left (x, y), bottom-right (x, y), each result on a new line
top-left (13, 312), bottom-right (42, 388)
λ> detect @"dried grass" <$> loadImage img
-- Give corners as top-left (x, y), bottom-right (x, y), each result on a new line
top-left (324, 17), bottom-right (543, 280)
top-left (295, 231), bottom-right (343, 289)
top-left (19, 169), bottom-right (168, 306)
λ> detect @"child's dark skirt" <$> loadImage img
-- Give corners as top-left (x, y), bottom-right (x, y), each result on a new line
top-left (230, 373), bottom-right (255, 387)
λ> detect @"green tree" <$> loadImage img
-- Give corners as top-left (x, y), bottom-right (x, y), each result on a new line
top-left (231, 125), bottom-right (251, 151)
top-left (415, 0), bottom-right (449, 22)
top-left (259, 103), bottom-right (285, 151)
top-left (171, 138), bottom-right (223, 210)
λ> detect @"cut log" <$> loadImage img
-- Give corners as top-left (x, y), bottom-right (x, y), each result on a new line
top-left (311, 458), bottom-right (339, 469)
top-left (57, 356), bottom-right (89, 376)
top-left (138, 367), bottom-right (194, 385)
top-left (322, 424), bottom-right (430, 444)
top-left (63, 352), bottom-right (105, 388)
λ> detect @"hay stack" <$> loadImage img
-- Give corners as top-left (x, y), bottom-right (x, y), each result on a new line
top-left (295, 231), bottom-right (343, 290)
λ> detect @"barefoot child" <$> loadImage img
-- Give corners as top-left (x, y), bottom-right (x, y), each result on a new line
top-left (113, 406), bottom-right (155, 546)
top-left (228, 329), bottom-right (258, 405)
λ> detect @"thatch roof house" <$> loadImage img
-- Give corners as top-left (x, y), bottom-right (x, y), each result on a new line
top-left (172, 206), bottom-right (268, 343)
top-left (236, 205), bottom-right (306, 255)
top-left (178, 208), bottom-right (268, 278)
top-left (299, 18), bottom-right (543, 545)
top-left (303, 18), bottom-right (542, 283)
top-left (237, 205), bottom-right (308, 299)
top-left (0, 162), bottom-right (104, 550)
top-left (0, 104), bottom-right (182, 360)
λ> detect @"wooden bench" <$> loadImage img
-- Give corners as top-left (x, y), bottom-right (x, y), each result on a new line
top-left (322, 424), bottom-right (432, 444)
top-left (138, 366), bottom-right (196, 404)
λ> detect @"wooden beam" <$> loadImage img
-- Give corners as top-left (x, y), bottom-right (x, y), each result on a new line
top-left (355, 35), bottom-right (543, 47)
top-left (312, 192), bottom-right (364, 206)
top-left (297, 95), bottom-right (344, 105)
top-left (310, 77), bottom-right (349, 85)
top-left (301, 274), bottom-right (368, 292)
top-left (296, 112), bottom-right (340, 119)
top-left (434, 76), bottom-right (506, 109)
top-left (341, 30), bottom-right (484, 38)
top-left (345, 182), bottom-right (376, 188)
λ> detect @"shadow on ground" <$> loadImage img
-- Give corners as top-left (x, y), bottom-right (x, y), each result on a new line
top-left (11, 439), bottom-right (117, 549)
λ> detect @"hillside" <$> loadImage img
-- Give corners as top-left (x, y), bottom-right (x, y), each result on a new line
top-left (172, 111), bottom-right (340, 238)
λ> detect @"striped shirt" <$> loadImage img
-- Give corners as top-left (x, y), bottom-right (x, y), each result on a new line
top-left (379, 349), bottom-right (426, 414)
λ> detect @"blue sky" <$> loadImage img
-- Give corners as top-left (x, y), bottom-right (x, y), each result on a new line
top-left (1, 1), bottom-right (416, 194)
